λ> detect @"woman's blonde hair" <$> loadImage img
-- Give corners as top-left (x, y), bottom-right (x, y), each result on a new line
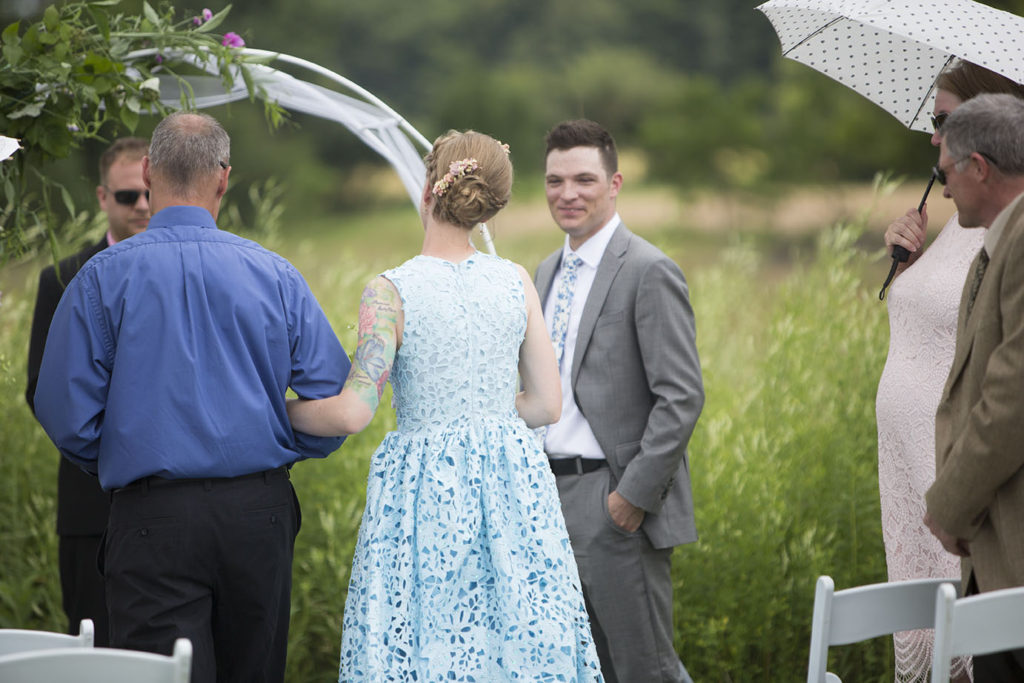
top-left (425, 130), bottom-right (512, 230)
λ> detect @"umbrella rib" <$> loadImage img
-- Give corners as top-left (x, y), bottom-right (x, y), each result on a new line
top-left (909, 54), bottom-right (957, 129)
top-left (780, 16), bottom-right (845, 57)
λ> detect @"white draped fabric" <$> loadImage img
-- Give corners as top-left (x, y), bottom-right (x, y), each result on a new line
top-left (127, 48), bottom-right (498, 254)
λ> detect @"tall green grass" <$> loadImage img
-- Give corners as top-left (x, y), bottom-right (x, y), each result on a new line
top-left (679, 224), bottom-right (889, 681)
top-left (0, 213), bottom-right (891, 681)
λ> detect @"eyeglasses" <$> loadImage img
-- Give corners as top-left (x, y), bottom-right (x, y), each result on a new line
top-left (933, 151), bottom-right (1000, 185)
top-left (107, 188), bottom-right (149, 206)
top-left (930, 112), bottom-right (950, 132)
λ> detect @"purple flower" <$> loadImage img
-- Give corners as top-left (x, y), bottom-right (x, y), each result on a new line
top-left (193, 16), bottom-right (201, 26)
top-left (202, 8), bottom-right (213, 21)
top-left (155, 54), bottom-right (164, 64)
top-left (67, 123), bottom-right (80, 132)
top-left (221, 32), bottom-right (245, 48)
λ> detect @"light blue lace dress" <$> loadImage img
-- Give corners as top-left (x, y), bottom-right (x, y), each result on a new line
top-left (338, 253), bottom-right (603, 682)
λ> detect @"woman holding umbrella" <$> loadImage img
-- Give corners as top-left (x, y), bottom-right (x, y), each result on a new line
top-left (877, 59), bottom-right (1024, 683)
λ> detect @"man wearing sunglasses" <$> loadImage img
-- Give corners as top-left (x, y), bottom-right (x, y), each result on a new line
top-left (924, 93), bottom-right (1024, 682)
top-left (25, 136), bottom-right (149, 646)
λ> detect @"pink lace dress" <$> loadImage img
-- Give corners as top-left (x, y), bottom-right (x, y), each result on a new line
top-left (876, 214), bottom-right (983, 682)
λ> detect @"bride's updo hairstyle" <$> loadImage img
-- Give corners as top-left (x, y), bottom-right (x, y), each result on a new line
top-left (425, 130), bottom-right (512, 230)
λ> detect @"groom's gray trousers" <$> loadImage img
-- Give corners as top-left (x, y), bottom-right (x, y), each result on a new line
top-left (553, 466), bottom-right (692, 683)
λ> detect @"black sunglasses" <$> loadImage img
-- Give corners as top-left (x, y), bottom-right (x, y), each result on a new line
top-left (109, 188), bottom-right (149, 206)
top-left (933, 151), bottom-right (1000, 185)
top-left (930, 112), bottom-right (950, 132)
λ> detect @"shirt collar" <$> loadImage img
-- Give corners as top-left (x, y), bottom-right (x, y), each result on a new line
top-left (983, 191), bottom-right (1024, 256)
top-left (147, 205), bottom-right (219, 231)
top-left (562, 213), bottom-right (621, 268)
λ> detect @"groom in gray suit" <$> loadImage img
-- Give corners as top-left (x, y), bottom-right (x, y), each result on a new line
top-left (535, 119), bottom-right (704, 682)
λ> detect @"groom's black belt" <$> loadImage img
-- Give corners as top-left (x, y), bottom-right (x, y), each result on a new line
top-left (547, 455), bottom-right (608, 476)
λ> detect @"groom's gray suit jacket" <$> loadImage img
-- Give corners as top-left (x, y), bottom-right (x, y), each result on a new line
top-left (536, 223), bottom-right (704, 549)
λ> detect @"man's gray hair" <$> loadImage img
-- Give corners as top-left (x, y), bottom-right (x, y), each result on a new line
top-left (148, 111), bottom-right (230, 197)
top-left (942, 93), bottom-right (1024, 177)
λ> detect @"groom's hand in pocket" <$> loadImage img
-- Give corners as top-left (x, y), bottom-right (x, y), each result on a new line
top-left (608, 490), bottom-right (645, 533)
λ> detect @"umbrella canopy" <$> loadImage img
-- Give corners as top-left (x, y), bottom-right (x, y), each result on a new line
top-left (757, 0), bottom-right (1024, 132)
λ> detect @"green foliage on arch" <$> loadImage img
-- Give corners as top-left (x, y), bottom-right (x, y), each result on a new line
top-left (0, 1), bottom-right (283, 263)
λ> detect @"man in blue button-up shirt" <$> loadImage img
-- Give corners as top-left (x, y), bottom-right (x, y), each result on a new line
top-left (34, 111), bottom-right (350, 683)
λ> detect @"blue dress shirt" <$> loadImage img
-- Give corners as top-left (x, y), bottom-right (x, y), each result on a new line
top-left (34, 206), bottom-right (350, 489)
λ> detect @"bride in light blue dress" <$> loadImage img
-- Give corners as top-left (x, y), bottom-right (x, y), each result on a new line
top-left (287, 130), bottom-right (604, 682)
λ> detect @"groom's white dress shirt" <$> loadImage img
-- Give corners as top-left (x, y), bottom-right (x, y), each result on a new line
top-left (542, 213), bottom-right (621, 461)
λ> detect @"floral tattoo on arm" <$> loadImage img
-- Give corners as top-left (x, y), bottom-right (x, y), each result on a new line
top-left (346, 278), bottom-right (400, 412)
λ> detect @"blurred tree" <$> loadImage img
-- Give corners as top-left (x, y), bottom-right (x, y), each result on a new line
top-left (561, 48), bottom-right (683, 139)
top-left (639, 61), bottom-right (939, 191)
top-left (639, 74), bottom-right (770, 189)
top-left (627, 0), bottom-right (777, 81)
top-left (5, 0), bottom-right (1023, 220)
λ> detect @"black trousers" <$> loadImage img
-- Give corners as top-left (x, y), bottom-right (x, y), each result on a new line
top-left (58, 534), bottom-right (109, 646)
top-left (966, 573), bottom-right (1024, 683)
top-left (104, 468), bottom-right (300, 683)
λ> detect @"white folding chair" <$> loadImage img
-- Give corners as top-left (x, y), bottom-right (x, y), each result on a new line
top-left (807, 575), bottom-right (960, 683)
top-left (931, 582), bottom-right (1024, 683)
top-left (0, 618), bottom-right (94, 655)
top-left (0, 637), bottom-right (191, 683)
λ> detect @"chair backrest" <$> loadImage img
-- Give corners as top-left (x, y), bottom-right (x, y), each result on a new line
top-left (931, 583), bottom-right (1024, 683)
top-left (807, 575), bottom-right (960, 683)
top-left (0, 637), bottom-right (191, 683)
top-left (0, 618), bottom-right (94, 656)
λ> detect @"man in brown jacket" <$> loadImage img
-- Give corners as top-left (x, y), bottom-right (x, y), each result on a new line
top-left (925, 93), bottom-right (1024, 682)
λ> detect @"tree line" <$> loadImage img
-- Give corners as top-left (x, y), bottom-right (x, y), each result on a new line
top-left (5, 0), bottom-right (1024, 221)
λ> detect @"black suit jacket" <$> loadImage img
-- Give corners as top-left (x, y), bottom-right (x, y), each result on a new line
top-left (27, 237), bottom-right (111, 536)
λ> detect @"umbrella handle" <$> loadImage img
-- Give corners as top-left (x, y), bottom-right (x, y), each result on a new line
top-left (879, 258), bottom-right (901, 300)
top-left (917, 170), bottom-right (937, 214)
top-left (881, 171), bottom-right (937, 300)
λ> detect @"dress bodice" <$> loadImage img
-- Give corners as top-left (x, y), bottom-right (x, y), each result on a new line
top-left (383, 252), bottom-right (526, 432)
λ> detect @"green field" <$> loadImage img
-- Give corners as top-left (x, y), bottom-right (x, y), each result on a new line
top-left (0, 181), bottom-right (908, 681)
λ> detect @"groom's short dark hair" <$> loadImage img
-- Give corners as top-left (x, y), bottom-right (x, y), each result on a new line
top-left (544, 119), bottom-right (618, 177)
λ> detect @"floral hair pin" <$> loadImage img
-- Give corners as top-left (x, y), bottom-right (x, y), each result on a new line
top-left (497, 140), bottom-right (510, 155)
top-left (432, 157), bottom-right (479, 197)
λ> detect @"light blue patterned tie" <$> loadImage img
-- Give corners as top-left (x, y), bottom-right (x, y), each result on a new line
top-left (550, 253), bottom-right (582, 365)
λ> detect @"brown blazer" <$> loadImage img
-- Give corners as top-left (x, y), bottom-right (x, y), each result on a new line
top-left (927, 191), bottom-right (1024, 592)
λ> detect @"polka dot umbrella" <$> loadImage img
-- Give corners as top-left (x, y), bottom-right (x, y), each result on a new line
top-left (756, 0), bottom-right (1024, 133)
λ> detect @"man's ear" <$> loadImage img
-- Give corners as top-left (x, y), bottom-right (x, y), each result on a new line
top-left (974, 152), bottom-right (995, 182)
top-left (215, 164), bottom-right (230, 200)
top-left (609, 171), bottom-right (623, 198)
